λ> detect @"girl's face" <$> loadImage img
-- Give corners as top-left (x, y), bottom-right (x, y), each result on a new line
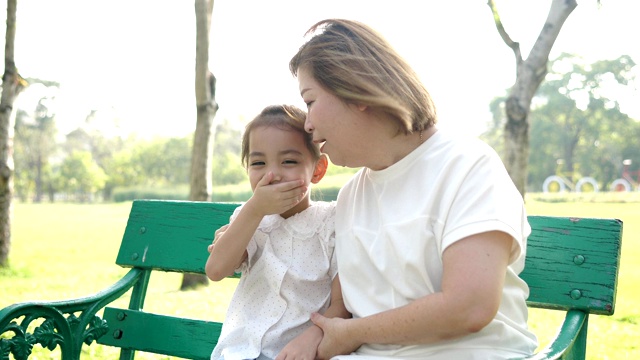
top-left (247, 125), bottom-right (320, 195)
top-left (298, 66), bottom-right (365, 168)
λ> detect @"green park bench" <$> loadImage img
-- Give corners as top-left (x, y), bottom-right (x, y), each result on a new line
top-left (0, 199), bottom-right (623, 359)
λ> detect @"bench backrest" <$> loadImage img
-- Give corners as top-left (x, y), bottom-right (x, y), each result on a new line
top-left (521, 216), bottom-right (621, 315)
top-left (98, 200), bottom-right (622, 358)
top-left (115, 200), bottom-right (240, 273)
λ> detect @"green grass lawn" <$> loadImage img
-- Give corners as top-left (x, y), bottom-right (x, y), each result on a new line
top-left (1, 194), bottom-right (638, 359)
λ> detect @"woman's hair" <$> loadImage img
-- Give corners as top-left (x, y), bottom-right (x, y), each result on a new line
top-left (241, 104), bottom-right (320, 168)
top-left (290, 19), bottom-right (437, 135)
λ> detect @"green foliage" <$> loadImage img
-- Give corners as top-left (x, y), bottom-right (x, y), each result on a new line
top-left (111, 184), bottom-right (253, 202)
top-left (110, 172), bottom-right (352, 203)
top-left (101, 150), bottom-right (143, 198)
top-left (211, 188), bottom-right (252, 202)
top-left (311, 186), bottom-right (340, 202)
top-left (10, 90), bottom-right (361, 203)
top-left (131, 137), bottom-right (192, 186)
top-left (57, 151), bottom-right (107, 201)
top-left (324, 163), bottom-right (360, 178)
top-left (212, 152), bottom-right (247, 186)
top-left (482, 53), bottom-right (640, 192)
top-left (111, 185), bottom-right (190, 202)
top-left (212, 118), bottom-right (248, 185)
top-left (13, 91), bottom-right (59, 202)
top-left (64, 127), bottom-right (126, 170)
top-left (481, 94), bottom-right (508, 156)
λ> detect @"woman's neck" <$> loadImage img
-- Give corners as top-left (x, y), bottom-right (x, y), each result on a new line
top-left (366, 126), bottom-right (437, 171)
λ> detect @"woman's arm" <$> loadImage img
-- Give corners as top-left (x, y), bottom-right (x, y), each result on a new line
top-left (313, 231), bottom-right (512, 359)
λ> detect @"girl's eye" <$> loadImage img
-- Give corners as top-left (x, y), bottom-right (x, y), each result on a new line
top-left (250, 161), bottom-right (265, 167)
top-left (283, 160), bottom-right (298, 165)
top-left (305, 100), bottom-right (314, 108)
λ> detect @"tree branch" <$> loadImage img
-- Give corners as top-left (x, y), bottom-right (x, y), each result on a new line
top-left (487, 0), bottom-right (522, 64)
top-left (527, 0), bottom-right (577, 69)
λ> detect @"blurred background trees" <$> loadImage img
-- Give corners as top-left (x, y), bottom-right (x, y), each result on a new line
top-left (482, 53), bottom-right (639, 192)
top-left (12, 94), bottom-right (247, 202)
top-left (6, 53), bottom-right (638, 201)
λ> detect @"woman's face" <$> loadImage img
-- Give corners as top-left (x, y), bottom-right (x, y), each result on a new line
top-left (297, 67), bottom-right (364, 168)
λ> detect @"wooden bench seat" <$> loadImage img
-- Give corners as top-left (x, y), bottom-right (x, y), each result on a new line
top-left (0, 200), bottom-right (622, 359)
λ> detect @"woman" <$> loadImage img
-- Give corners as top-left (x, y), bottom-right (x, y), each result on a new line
top-left (289, 19), bottom-right (538, 359)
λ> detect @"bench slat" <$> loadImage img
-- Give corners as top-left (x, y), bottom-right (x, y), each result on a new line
top-left (522, 216), bottom-right (622, 315)
top-left (98, 307), bottom-right (221, 360)
top-left (116, 200), bottom-right (239, 273)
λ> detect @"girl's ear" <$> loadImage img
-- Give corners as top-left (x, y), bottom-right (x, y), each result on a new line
top-left (311, 155), bottom-right (329, 184)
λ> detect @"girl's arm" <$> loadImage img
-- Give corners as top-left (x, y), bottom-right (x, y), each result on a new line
top-left (205, 173), bottom-right (307, 281)
top-left (313, 231), bottom-right (512, 359)
top-left (205, 203), bottom-right (262, 281)
top-left (276, 275), bottom-right (351, 360)
top-left (323, 274), bottom-right (351, 319)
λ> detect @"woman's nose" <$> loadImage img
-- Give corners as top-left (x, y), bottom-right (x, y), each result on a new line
top-left (304, 118), bottom-right (314, 133)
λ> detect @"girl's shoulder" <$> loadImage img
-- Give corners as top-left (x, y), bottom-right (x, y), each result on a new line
top-left (283, 201), bottom-right (336, 238)
top-left (301, 200), bottom-right (336, 224)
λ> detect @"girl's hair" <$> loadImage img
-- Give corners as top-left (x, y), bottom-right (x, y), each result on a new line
top-left (289, 19), bottom-right (437, 135)
top-left (241, 105), bottom-right (320, 168)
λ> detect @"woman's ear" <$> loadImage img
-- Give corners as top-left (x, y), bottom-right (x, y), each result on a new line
top-left (311, 155), bottom-right (329, 184)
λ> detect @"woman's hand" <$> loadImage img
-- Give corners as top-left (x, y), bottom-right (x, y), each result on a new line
top-left (311, 313), bottom-right (359, 359)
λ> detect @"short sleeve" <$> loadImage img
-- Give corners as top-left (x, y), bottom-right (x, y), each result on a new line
top-left (226, 203), bottom-right (258, 274)
top-left (441, 143), bottom-right (529, 265)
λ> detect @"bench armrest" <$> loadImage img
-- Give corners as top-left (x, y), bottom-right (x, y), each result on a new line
top-left (0, 268), bottom-right (145, 359)
top-left (512, 309), bottom-right (588, 360)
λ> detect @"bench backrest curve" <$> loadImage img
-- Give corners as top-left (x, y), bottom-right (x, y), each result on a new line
top-left (117, 200), bottom-right (622, 315)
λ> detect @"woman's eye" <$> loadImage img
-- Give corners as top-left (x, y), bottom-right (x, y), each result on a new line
top-left (305, 100), bottom-right (314, 108)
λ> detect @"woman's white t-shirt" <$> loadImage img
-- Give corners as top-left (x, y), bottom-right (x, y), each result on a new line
top-left (334, 130), bottom-right (538, 359)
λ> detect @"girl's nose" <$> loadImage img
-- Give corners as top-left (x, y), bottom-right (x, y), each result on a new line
top-left (269, 172), bottom-right (282, 184)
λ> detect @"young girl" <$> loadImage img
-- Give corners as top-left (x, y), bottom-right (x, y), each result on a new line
top-left (205, 104), bottom-right (349, 360)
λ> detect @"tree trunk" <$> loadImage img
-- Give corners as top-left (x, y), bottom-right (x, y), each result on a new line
top-left (181, 0), bottom-right (217, 290)
top-left (0, 0), bottom-right (25, 267)
top-left (35, 153), bottom-right (43, 202)
top-left (488, 0), bottom-right (577, 197)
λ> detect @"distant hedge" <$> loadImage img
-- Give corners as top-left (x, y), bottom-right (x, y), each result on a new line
top-left (112, 185), bottom-right (341, 203)
top-left (111, 186), bottom-right (189, 202)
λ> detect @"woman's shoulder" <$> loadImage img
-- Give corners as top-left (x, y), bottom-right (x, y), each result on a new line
top-left (424, 130), bottom-right (501, 168)
top-left (432, 129), bottom-right (495, 152)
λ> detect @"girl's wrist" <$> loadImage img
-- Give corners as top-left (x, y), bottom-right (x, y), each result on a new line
top-left (243, 197), bottom-right (266, 219)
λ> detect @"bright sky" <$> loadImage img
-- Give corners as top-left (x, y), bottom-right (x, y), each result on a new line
top-left (2, 0), bottom-right (639, 138)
